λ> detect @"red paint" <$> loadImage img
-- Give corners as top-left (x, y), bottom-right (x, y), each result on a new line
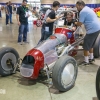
top-left (70, 34), bottom-right (75, 44)
top-left (22, 27), bottom-right (78, 79)
top-left (55, 27), bottom-right (72, 38)
top-left (55, 27), bottom-right (77, 56)
top-left (69, 34), bottom-right (77, 56)
top-left (94, 7), bottom-right (100, 13)
top-left (26, 49), bottom-right (44, 79)
top-left (33, 20), bottom-right (37, 25)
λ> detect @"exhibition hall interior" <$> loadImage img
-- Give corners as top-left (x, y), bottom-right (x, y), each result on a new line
top-left (0, 0), bottom-right (100, 100)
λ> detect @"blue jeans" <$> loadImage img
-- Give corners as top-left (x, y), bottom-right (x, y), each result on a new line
top-left (38, 27), bottom-right (52, 43)
top-left (18, 24), bottom-right (28, 42)
top-left (9, 14), bottom-right (12, 23)
top-left (6, 14), bottom-right (9, 25)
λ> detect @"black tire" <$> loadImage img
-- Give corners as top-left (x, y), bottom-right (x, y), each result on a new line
top-left (52, 55), bottom-right (78, 92)
top-left (0, 47), bottom-right (19, 76)
top-left (93, 34), bottom-right (100, 58)
top-left (96, 67), bottom-right (100, 100)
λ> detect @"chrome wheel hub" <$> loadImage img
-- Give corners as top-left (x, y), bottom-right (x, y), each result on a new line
top-left (1, 53), bottom-right (16, 71)
top-left (61, 63), bottom-right (75, 88)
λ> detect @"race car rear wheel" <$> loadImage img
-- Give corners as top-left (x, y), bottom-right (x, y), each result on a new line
top-left (93, 34), bottom-right (100, 58)
top-left (52, 55), bottom-right (78, 92)
top-left (0, 47), bottom-right (19, 76)
top-left (96, 67), bottom-right (100, 100)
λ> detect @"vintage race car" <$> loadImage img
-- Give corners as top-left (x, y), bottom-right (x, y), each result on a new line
top-left (0, 26), bottom-right (100, 92)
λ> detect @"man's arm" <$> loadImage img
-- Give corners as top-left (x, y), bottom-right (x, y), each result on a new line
top-left (16, 14), bottom-right (20, 24)
top-left (75, 11), bottom-right (86, 26)
top-left (46, 17), bottom-right (57, 23)
top-left (46, 15), bottom-right (64, 23)
top-left (46, 11), bottom-right (63, 23)
top-left (75, 21), bottom-right (83, 26)
top-left (16, 7), bottom-right (20, 25)
top-left (16, 14), bottom-right (20, 26)
top-left (5, 7), bottom-right (8, 15)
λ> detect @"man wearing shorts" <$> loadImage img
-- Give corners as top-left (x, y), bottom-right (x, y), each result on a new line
top-left (75, 1), bottom-right (100, 65)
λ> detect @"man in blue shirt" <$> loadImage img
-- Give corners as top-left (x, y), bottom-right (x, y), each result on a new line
top-left (75, 1), bottom-right (100, 65)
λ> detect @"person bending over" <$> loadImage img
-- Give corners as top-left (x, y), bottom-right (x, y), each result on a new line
top-left (75, 0), bottom-right (100, 65)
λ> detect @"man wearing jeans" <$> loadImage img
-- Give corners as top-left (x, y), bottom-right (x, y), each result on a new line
top-left (8, 1), bottom-right (13, 24)
top-left (38, 1), bottom-right (62, 43)
top-left (16, 0), bottom-right (29, 45)
top-left (5, 2), bottom-right (10, 25)
top-left (75, 1), bottom-right (100, 65)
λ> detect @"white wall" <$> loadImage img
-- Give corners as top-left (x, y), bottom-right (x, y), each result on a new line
top-left (0, 0), bottom-right (99, 4)
top-left (41, 0), bottom-right (75, 4)
top-left (41, 0), bottom-right (99, 4)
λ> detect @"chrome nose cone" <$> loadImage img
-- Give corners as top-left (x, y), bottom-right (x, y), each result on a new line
top-left (20, 64), bottom-right (34, 77)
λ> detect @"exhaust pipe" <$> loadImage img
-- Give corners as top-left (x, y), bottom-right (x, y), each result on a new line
top-left (59, 37), bottom-right (84, 57)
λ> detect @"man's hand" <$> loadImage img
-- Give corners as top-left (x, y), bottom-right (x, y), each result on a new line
top-left (27, 14), bottom-right (30, 18)
top-left (56, 14), bottom-right (64, 20)
top-left (75, 22), bottom-right (77, 25)
top-left (7, 13), bottom-right (9, 16)
top-left (72, 27), bottom-right (76, 31)
top-left (18, 21), bottom-right (20, 26)
top-left (60, 14), bottom-right (64, 18)
top-left (56, 16), bottom-right (60, 20)
top-left (16, 14), bottom-right (20, 25)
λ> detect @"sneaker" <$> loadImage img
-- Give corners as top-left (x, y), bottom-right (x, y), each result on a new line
top-left (23, 41), bottom-right (29, 44)
top-left (6, 24), bottom-right (9, 26)
top-left (89, 58), bottom-right (95, 63)
top-left (18, 42), bottom-right (23, 45)
top-left (10, 22), bottom-right (13, 24)
top-left (79, 61), bottom-right (89, 66)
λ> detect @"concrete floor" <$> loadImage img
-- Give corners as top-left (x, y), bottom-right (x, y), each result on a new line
top-left (0, 12), bottom-right (100, 100)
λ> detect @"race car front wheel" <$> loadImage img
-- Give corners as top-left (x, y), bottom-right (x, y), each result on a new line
top-left (52, 55), bottom-right (78, 92)
top-left (0, 47), bottom-right (19, 76)
top-left (96, 67), bottom-right (100, 100)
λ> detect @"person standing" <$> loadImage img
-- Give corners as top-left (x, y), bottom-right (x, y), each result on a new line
top-left (16, 0), bottom-right (30, 45)
top-left (38, 1), bottom-right (62, 43)
top-left (0, 4), bottom-right (2, 18)
top-left (14, 4), bottom-right (17, 13)
top-left (8, 1), bottom-right (13, 24)
top-left (5, 2), bottom-right (10, 25)
top-left (75, 1), bottom-right (100, 65)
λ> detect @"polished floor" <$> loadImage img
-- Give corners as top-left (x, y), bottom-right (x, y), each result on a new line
top-left (0, 12), bottom-right (100, 100)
